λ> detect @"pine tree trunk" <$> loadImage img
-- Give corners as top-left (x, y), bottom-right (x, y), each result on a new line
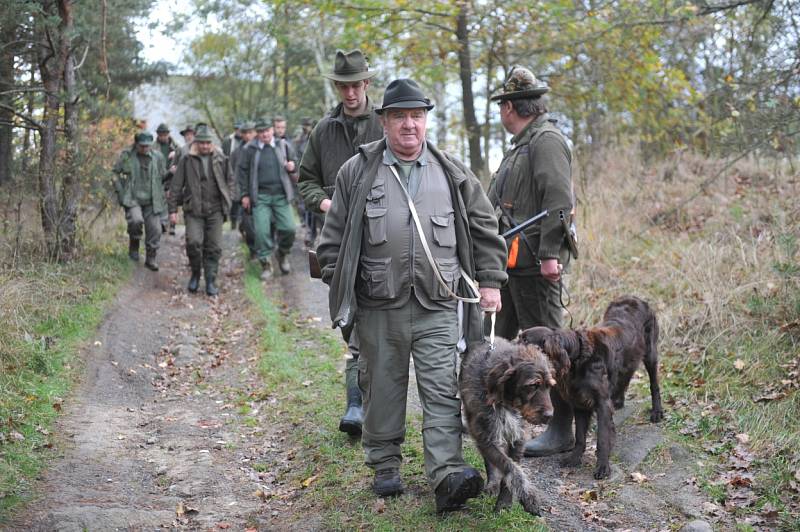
top-left (0, 19), bottom-right (15, 186)
top-left (455, 3), bottom-right (485, 180)
top-left (37, 0), bottom-right (78, 260)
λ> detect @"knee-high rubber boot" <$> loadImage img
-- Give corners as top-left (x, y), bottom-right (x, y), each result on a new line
top-left (128, 238), bottom-right (140, 261)
top-left (338, 359), bottom-right (363, 436)
top-left (523, 390), bottom-right (575, 457)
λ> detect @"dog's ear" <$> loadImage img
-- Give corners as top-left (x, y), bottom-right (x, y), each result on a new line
top-left (543, 336), bottom-right (570, 378)
top-left (486, 359), bottom-right (514, 407)
top-left (586, 328), bottom-right (614, 360)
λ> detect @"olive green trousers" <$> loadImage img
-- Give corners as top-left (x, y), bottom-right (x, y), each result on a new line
top-left (356, 297), bottom-right (467, 489)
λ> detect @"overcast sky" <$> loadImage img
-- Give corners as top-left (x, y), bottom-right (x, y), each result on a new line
top-left (136, 3), bottom-right (187, 67)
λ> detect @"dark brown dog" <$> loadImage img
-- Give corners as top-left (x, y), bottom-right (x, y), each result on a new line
top-left (460, 337), bottom-right (556, 514)
top-left (520, 296), bottom-right (663, 479)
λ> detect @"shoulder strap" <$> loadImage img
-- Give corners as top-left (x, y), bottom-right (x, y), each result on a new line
top-left (387, 165), bottom-right (480, 303)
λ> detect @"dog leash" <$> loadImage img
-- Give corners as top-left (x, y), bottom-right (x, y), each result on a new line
top-left (487, 310), bottom-right (496, 350)
top-left (559, 277), bottom-right (573, 328)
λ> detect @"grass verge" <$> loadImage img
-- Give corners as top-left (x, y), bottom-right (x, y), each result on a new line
top-left (242, 261), bottom-right (546, 531)
top-left (0, 248), bottom-right (133, 519)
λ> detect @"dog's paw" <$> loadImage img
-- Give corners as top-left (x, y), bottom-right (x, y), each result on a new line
top-left (560, 452), bottom-right (583, 468)
top-left (493, 486), bottom-right (513, 512)
top-left (650, 408), bottom-right (664, 423)
top-left (593, 463), bottom-right (611, 479)
top-left (519, 491), bottom-right (542, 516)
top-left (484, 479), bottom-right (501, 496)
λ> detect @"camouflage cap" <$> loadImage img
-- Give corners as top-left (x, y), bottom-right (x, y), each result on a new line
top-left (156, 123), bottom-right (170, 133)
top-left (490, 66), bottom-right (549, 101)
top-left (134, 132), bottom-right (154, 146)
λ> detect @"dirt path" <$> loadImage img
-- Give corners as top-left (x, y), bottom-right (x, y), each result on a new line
top-left (8, 225), bottom-right (725, 531)
top-left (8, 228), bottom-right (317, 531)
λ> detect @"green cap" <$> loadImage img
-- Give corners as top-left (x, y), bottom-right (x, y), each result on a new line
top-left (156, 123), bottom-right (170, 133)
top-left (180, 124), bottom-right (195, 135)
top-left (254, 119), bottom-right (272, 131)
top-left (194, 125), bottom-right (213, 142)
top-left (240, 121), bottom-right (256, 131)
top-left (490, 66), bottom-right (549, 101)
top-left (135, 132), bottom-right (154, 146)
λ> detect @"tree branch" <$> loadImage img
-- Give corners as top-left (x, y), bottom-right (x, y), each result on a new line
top-left (0, 103), bottom-right (43, 129)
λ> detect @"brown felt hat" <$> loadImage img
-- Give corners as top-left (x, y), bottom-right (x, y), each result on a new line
top-left (323, 49), bottom-right (376, 82)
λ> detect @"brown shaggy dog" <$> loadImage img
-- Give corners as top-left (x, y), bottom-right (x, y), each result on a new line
top-left (519, 296), bottom-right (663, 479)
top-left (459, 337), bottom-right (556, 514)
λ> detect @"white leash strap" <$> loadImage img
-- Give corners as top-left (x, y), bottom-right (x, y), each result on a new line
top-left (488, 311), bottom-right (496, 349)
top-left (388, 165), bottom-right (480, 303)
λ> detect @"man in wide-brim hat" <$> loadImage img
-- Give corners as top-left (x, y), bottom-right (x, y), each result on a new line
top-left (317, 78), bottom-right (507, 512)
top-left (169, 124), bottom-right (234, 296)
top-left (487, 66), bottom-right (577, 459)
top-left (298, 49), bottom-right (385, 439)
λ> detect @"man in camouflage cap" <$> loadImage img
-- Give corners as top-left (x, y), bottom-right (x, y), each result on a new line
top-left (298, 49), bottom-right (384, 438)
top-left (488, 66), bottom-right (576, 458)
top-left (112, 131), bottom-right (167, 271)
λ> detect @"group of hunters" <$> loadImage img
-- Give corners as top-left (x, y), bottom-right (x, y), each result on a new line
top-left (112, 49), bottom-right (576, 513)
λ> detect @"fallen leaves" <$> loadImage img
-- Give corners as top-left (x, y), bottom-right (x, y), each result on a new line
top-left (175, 501), bottom-right (199, 518)
top-left (630, 471), bottom-right (648, 483)
top-left (301, 474), bottom-right (318, 488)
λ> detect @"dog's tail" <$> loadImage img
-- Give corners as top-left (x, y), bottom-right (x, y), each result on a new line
top-left (643, 303), bottom-right (664, 422)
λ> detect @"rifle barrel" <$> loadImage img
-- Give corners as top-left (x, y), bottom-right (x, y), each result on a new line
top-left (501, 209), bottom-right (549, 239)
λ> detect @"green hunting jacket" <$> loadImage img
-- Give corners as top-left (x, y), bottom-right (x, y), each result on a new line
top-left (168, 142), bottom-right (233, 219)
top-left (112, 146), bottom-right (167, 213)
top-left (487, 114), bottom-right (573, 273)
top-left (317, 138), bottom-right (507, 347)
top-left (297, 98), bottom-right (383, 213)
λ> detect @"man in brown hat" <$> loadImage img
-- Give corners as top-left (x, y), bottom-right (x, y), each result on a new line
top-left (317, 78), bottom-right (507, 512)
top-left (298, 49), bottom-right (385, 438)
top-left (487, 66), bottom-right (576, 458)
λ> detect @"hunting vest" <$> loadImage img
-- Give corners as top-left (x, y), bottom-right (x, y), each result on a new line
top-left (358, 146), bottom-right (460, 311)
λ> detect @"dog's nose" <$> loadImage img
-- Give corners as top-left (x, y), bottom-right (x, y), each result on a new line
top-left (541, 412), bottom-right (552, 424)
